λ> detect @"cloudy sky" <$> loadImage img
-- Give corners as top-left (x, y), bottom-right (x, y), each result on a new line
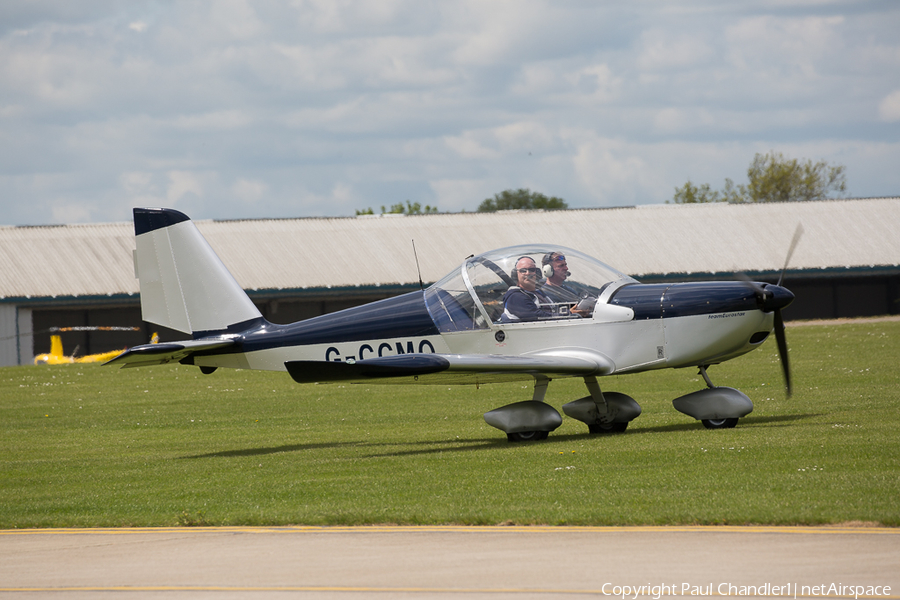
top-left (1, 1), bottom-right (899, 225)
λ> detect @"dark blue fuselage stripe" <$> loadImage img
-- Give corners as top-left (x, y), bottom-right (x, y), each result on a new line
top-left (238, 291), bottom-right (440, 353)
top-left (610, 282), bottom-right (759, 320)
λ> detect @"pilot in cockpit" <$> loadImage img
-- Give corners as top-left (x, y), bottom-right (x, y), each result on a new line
top-left (540, 252), bottom-right (591, 317)
top-left (500, 256), bottom-right (584, 323)
top-left (500, 257), bottom-right (553, 323)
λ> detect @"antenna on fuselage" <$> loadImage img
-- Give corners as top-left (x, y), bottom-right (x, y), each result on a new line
top-left (412, 239), bottom-right (424, 291)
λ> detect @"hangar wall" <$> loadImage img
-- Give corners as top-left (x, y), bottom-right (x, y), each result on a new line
top-left (788, 274), bottom-right (900, 319)
top-left (0, 305), bottom-right (32, 367)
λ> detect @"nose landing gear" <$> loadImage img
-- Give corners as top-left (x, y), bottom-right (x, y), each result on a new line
top-left (672, 366), bottom-right (753, 429)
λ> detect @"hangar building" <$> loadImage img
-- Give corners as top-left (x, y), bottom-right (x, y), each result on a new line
top-left (2, 197), bottom-right (898, 366)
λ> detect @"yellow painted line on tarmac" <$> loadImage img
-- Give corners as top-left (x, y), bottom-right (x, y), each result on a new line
top-left (0, 587), bottom-right (897, 599)
top-left (1, 525), bottom-right (898, 535)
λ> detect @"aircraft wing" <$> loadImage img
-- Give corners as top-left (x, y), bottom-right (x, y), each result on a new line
top-left (105, 339), bottom-right (236, 368)
top-left (285, 352), bottom-right (612, 385)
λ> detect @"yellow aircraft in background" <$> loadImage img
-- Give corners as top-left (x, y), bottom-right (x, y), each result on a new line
top-left (34, 327), bottom-right (156, 365)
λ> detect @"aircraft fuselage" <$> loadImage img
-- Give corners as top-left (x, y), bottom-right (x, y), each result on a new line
top-left (187, 280), bottom-right (790, 379)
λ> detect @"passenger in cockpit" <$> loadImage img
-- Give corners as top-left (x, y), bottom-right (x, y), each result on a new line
top-left (540, 251), bottom-right (590, 317)
top-left (500, 257), bottom-right (555, 323)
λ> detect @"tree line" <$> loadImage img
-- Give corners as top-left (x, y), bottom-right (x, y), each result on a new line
top-left (670, 151), bottom-right (847, 204)
top-left (355, 189), bottom-right (567, 215)
top-left (354, 152), bottom-right (848, 215)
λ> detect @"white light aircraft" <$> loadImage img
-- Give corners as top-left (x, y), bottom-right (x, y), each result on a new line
top-left (108, 208), bottom-right (798, 441)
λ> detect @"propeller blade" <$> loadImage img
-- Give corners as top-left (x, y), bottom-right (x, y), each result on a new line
top-left (778, 223), bottom-right (804, 287)
top-left (735, 271), bottom-right (765, 294)
top-left (735, 271), bottom-right (771, 310)
top-left (773, 308), bottom-right (792, 397)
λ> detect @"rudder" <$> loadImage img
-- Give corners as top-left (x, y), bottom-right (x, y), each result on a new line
top-left (132, 208), bottom-right (262, 336)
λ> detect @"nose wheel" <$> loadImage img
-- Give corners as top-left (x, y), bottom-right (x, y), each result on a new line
top-left (588, 421), bottom-right (628, 434)
top-left (507, 430), bottom-right (550, 442)
top-left (673, 367), bottom-right (753, 429)
top-left (701, 417), bottom-right (739, 429)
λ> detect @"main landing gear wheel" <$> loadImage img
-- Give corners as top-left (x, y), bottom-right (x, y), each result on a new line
top-left (588, 422), bottom-right (628, 434)
top-left (506, 431), bottom-right (549, 442)
top-left (701, 418), bottom-right (739, 430)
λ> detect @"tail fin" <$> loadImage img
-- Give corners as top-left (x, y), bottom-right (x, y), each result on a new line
top-left (132, 208), bottom-right (262, 336)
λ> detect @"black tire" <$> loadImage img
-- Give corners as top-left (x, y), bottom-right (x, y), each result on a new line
top-left (701, 417), bottom-right (739, 429)
top-left (507, 431), bottom-right (546, 442)
top-left (588, 421), bottom-right (628, 434)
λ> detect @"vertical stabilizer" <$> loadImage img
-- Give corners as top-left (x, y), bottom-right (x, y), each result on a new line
top-left (133, 208), bottom-right (262, 336)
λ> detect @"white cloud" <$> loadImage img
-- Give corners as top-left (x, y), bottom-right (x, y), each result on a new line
top-left (571, 137), bottom-right (657, 204)
top-left (208, 0), bottom-right (263, 40)
top-left (118, 170), bottom-right (209, 211)
top-left (120, 171), bottom-right (155, 196)
top-left (878, 90), bottom-right (900, 122)
top-left (564, 64), bottom-right (619, 101)
top-left (170, 110), bottom-right (254, 131)
top-left (166, 171), bottom-right (205, 205)
top-left (285, 0), bottom-right (429, 35)
top-left (725, 15), bottom-right (845, 84)
top-left (232, 178), bottom-right (268, 203)
top-left (447, 0), bottom-right (539, 67)
top-left (444, 133), bottom-right (500, 161)
top-left (636, 30), bottom-right (714, 71)
top-left (430, 179), bottom-right (490, 212)
top-left (51, 202), bottom-right (93, 224)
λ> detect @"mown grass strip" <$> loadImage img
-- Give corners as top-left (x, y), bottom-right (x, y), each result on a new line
top-left (1, 320), bottom-right (897, 527)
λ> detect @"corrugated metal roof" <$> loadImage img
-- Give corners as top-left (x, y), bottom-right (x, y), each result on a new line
top-left (0, 223), bottom-right (140, 300)
top-left (2, 198), bottom-right (899, 301)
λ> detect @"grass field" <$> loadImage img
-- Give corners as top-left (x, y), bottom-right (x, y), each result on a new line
top-left (1, 319), bottom-right (898, 528)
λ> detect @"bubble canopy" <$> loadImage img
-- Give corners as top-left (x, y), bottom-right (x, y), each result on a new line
top-left (424, 244), bottom-right (638, 332)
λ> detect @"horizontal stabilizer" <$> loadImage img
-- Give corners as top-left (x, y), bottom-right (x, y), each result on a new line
top-left (105, 339), bottom-right (236, 368)
top-left (285, 352), bottom-right (606, 385)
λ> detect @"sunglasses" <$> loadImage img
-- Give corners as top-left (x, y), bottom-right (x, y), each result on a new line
top-left (517, 268), bottom-right (540, 274)
top-left (552, 255), bottom-right (566, 262)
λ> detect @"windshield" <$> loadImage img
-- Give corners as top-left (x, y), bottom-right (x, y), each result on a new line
top-left (424, 244), bottom-right (637, 331)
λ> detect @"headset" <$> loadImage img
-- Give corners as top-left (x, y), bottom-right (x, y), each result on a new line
top-left (542, 252), bottom-right (570, 279)
top-left (510, 256), bottom-right (537, 284)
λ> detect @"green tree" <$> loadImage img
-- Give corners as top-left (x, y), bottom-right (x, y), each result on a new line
top-left (672, 181), bottom-right (724, 204)
top-left (477, 188), bottom-right (568, 212)
top-left (745, 151), bottom-right (847, 203)
top-left (671, 152), bottom-right (847, 204)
